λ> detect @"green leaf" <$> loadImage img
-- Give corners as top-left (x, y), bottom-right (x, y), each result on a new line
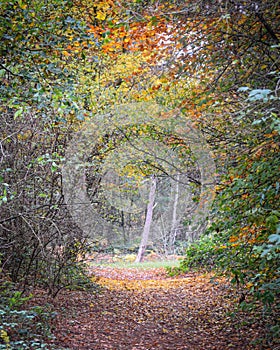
top-left (237, 86), bottom-right (250, 92)
top-left (248, 89), bottom-right (272, 101)
top-left (268, 234), bottom-right (280, 244)
top-left (14, 108), bottom-right (23, 119)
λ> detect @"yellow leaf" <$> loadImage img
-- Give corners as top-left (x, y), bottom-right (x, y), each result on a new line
top-left (96, 11), bottom-right (106, 21)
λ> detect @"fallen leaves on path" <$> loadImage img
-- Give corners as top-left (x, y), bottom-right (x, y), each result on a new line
top-left (45, 267), bottom-right (267, 349)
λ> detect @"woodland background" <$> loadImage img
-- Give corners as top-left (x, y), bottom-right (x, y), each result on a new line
top-left (0, 0), bottom-right (279, 348)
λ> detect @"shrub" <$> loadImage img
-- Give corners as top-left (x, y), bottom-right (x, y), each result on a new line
top-left (0, 284), bottom-right (56, 349)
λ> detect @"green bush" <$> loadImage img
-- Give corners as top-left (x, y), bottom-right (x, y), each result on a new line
top-left (177, 235), bottom-right (218, 272)
top-left (0, 286), bottom-right (57, 349)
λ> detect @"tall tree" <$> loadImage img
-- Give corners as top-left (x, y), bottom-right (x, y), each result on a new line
top-left (136, 175), bottom-right (157, 262)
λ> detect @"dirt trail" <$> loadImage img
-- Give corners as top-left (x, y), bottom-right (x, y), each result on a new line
top-left (49, 267), bottom-right (264, 349)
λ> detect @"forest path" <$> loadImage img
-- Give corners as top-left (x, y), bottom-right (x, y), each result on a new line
top-left (50, 267), bottom-right (263, 349)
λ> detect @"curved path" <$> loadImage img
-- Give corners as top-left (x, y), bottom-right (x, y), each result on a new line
top-left (50, 267), bottom-right (264, 349)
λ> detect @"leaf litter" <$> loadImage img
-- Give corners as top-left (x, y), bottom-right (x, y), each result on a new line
top-left (40, 267), bottom-right (271, 349)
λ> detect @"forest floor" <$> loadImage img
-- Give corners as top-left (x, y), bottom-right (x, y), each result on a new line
top-left (34, 265), bottom-right (276, 350)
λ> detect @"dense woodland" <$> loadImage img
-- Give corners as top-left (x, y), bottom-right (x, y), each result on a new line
top-left (0, 0), bottom-right (279, 348)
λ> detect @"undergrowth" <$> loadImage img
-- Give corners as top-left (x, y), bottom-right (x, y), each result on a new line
top-left (167, 233), bottom-right (280, 347)
top-left (0, 281), bottom-right (56, 349)
top-left (0, 260), bottom-right (98, 349)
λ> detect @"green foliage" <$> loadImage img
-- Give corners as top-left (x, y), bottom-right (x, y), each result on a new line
top-left (167, 235), bottom-right (219, 276)
top-left (176, 155), bottom-right (279, 307)
top-left (6, 291), bottom-right (32, 310)
top-left (174, 81), bottom-right (280, 344)
top-left (0, 283), bottom-right (56, 349)
top-left (0, 0), bottom-right (94, 121)
top-left (0, 2), bottom-right (279, 346)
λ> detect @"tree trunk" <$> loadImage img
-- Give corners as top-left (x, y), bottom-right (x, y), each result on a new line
top-left (169, 174), bottom-right (180, 253)
top-left (136, 175), bottom-right (157, 262)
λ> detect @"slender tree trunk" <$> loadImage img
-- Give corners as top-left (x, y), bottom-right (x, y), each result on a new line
top-left (169, 174), bottom-right (180, 253)
top-left (136, 175), bottom-right (157, 262)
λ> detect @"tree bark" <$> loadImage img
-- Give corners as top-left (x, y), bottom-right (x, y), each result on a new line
top-left (169, 174), bottom-right (180, 253)
top-left (136, 175), bottom-right (157, 262)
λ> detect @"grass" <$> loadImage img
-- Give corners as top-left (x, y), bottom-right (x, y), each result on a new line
top-left (90, 259), bottom-right (181, 269)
